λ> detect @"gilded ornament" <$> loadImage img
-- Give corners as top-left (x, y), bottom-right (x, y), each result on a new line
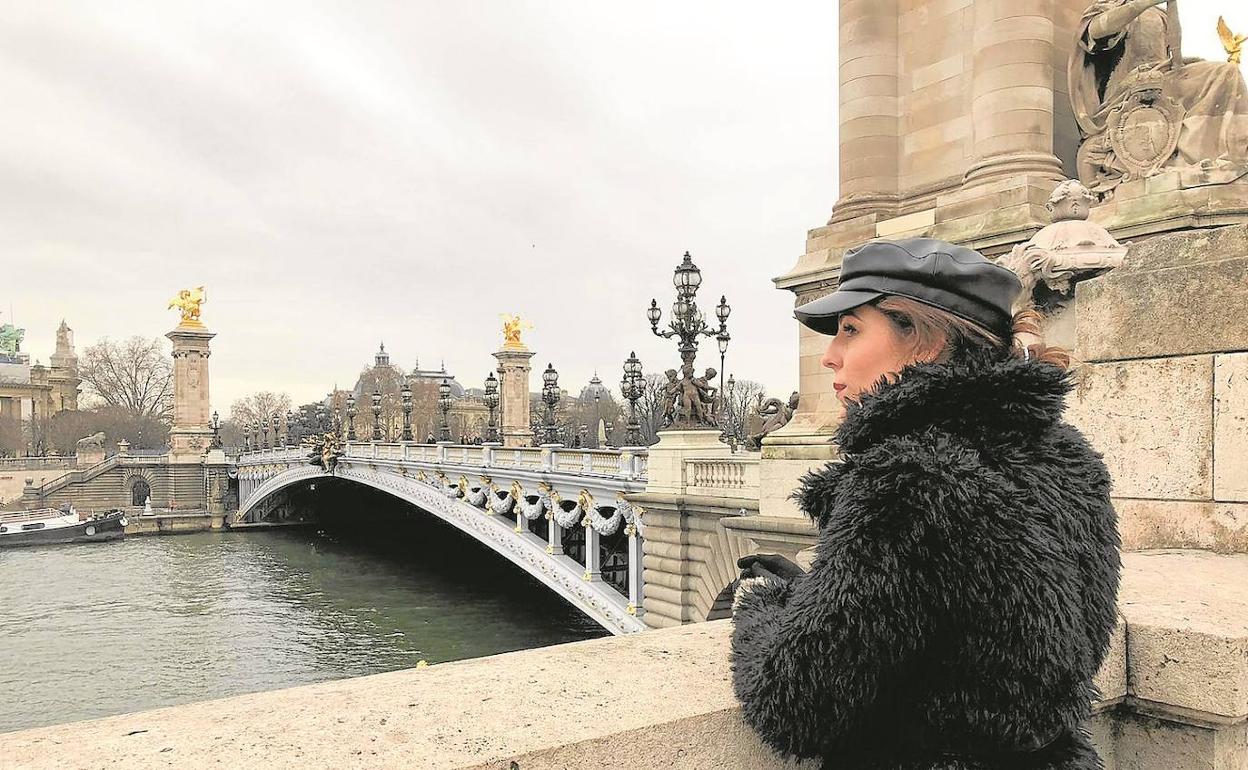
top-left (1219, 16), bottom-right (1245, 64)
top-left (167, 286), bottom-right (207, 328)
top-left (499, 313), bottom-right (534, 350)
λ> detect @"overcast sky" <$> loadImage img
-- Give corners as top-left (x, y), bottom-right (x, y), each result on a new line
top-left (4, 2), bottom-right (1238, 414)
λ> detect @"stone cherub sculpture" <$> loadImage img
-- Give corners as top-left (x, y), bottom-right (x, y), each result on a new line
top-left (996, 179), bottom-right (1129, 352)
top-left (746, 391), bottom-right (799, 450)
top-left (997, 179), bottom-right (1128, 312)
top-left (1071, 0), bottom-right (1248, 193)
top-left (168, 287), bottom-right (207, 326)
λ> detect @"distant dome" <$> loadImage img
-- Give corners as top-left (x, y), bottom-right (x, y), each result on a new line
top-left (579, 372), bottom-right (611, 402)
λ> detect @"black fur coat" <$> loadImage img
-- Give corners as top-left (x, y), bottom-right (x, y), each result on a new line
top-left (730, 349), bottom-right (1121, 770)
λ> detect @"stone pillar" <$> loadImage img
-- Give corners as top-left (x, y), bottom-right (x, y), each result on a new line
top-left (166, 322), bottom-right (216, 463)
top-left (829, 0), bottom-right (901, 224)
top-left (493, 346), bottom-right (535, 448)
top-left (547, 518), bottom-right (563, 555)
top-left (963, 0), bottom-right (1065, 187)
top-left (627, 528), bottom-right (645, 618)
top-left (583, 524), bottom-right (601, 581)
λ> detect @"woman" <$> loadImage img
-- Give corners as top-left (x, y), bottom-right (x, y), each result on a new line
top-left (731, 238), bottom-right (1121, 770)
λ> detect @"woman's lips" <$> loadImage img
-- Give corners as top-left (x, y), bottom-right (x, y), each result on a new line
top-left (833, 383), bottom-right (846, 392)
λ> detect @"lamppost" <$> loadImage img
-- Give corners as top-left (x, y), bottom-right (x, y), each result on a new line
top-left (540, 363), bottom-right (560, 445)
top-left (261, 418), bottom-right (270, 450)
top-left (272, 413), bottom-right (281, 447)
top-left (211, 410), bottom-right (222, 449)
top-left (346, 393), bottom-right (357, 441)
top-left (483, 372), bottom-right (500, 443)
top-left (287, 410), bottom-right (298, 445)
top-left (400, 381), bottom-right (413, 442)
top-left (724, 373), bottom-right (738, 450)
top-left (371, 387), bottom-right (383, 441)
top-left (647, 251), bottom-right (730, 427)
top-left (243, 420), bottom-right (252, 452)
top-left (437, 379), bottom-right (453, 442)
top-left (621, 351), bottom-right (645, 446)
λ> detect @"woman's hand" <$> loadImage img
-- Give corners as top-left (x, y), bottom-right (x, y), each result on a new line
top-left (737, 553), bottom-right (805, 581)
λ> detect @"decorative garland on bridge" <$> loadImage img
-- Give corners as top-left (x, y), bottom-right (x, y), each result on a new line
top-left (516, 482), bottom-right (551, 521)
top-left (548, 489), bottom-right (589, 529)
top-left (487, 483), bottom-right (516, 515)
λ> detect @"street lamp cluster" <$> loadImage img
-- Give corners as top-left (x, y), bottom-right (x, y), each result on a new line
top-left (621, 351), bottom-right (645, 447)
top-left (437, 379), bottom-right (453, 442)
top-left (540, 363), bottom-right (561, 445)
top-left (483, 372), bottom-right (500, 443)
top-left (647, 251), bottom-right (731, 429)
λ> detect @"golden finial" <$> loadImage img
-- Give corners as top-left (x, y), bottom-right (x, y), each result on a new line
top-left (499, 313), bottom-right (534, 350)
top-left (1218, 16), bottom-right (1246, 64)
top-left (167, 286), bottom-right (207, 328)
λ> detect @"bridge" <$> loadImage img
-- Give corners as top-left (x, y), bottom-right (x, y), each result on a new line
top-left (235, 442), bottom-right (651, 635)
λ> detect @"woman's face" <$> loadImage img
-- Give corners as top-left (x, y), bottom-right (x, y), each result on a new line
top-left (820, 304), bottom-right (920, 405)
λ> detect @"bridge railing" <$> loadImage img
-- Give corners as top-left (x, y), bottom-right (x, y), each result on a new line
top-left (238, 442), bottom-right (648, 481)
top-left (682, 456), bottom-right (760, 500)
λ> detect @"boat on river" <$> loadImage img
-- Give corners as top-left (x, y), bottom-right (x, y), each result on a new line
top-left (0, 507), bottom-right (127, 548)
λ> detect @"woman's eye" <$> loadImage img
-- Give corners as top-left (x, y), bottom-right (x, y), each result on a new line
top-left (840, 322), bottom-right (857, 335)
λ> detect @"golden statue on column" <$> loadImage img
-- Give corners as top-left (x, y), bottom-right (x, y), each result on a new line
top-left (168, 287), bottom-right (207, 328)
top-left (499, 313), bottom-right (533, 351)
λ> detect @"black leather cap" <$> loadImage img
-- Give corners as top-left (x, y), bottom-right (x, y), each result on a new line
top-left (794, 238), bottom-right (1021, 337)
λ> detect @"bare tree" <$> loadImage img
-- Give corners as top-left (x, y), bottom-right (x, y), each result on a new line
top-left (79, 336), bottom-right (174, 420)
top-left (229, 391), bottom-right (293, 433)
top-left (721, 378), bottom-right (768, 446)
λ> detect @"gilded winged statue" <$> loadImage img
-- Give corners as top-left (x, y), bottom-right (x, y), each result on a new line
top-left (499, 313), bottom-right (533, 349)
top-left (168, 286), bottom-right (206, 326)
top-left (1219, 16), bottom-right (1245, 64)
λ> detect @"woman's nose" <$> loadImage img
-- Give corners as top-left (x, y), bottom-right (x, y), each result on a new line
top-left (821, 339), bottom-right (840, 370)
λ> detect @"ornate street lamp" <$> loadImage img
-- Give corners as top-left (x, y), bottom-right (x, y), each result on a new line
top-left (211, 410), bottom-right (222, 449)
top-left (346, 393), bottom-right (357, 441)
top-left (271, 413), bottom-right (281, 448)
top-left (261, 418), bottom-right (270, 450)
top-left (371, 387), bottom-right (383, 441)
top-left (286, 410), bottom-right (298, 445)
top-left (437, 379), bottom-right (453, 442)
top-left (647, 251), bottom-right (730, 428)
top-left (621, 351), bottom-right (644, 446)
top-left (400, 381), bottom-right (413, 442)
top-left (243, 420), bottom-right (252, 451)
top-left (540, 363), bottom-right (560, 445)
top-left (483, 372), bottom-right (500, 443)
top-left (724, 373), bottom-right (738, 449)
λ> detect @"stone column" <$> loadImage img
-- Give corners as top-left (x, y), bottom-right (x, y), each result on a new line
top-left (166, 322), bottom-right (216, 463)
top-left (493, 346), bottom-right (535, 448)
top-left (963, 0), bottom-right (1065, 187)
top-left (829, 0), bottom-right (901, 224)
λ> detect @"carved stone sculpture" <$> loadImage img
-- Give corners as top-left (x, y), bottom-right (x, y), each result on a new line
top-left (659, 364), bottom-right (721, 430)
top-left (1071, 0), bottom-right (1248, 194)
top-left (76, 432), bottom-right (106, 452)
top-left (499, 313), bottom-right (533, 350)
top-left (998, 180), bottom-right (1128, 311)
top-left (746, 392), bottom-right (799, 450)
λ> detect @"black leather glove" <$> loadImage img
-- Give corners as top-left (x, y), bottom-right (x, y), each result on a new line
top-left (736, 553), bottom-right (805, 581)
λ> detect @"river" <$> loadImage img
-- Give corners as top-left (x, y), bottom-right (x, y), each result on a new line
top-left (0, 493), bottom-right (605, 733)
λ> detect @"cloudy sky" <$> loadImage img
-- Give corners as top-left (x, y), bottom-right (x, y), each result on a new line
top-left (4, 1), bottom-right (1238, 414)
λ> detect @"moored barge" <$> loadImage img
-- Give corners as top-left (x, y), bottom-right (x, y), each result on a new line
top-left (0, 507), bottom-right (127, 548)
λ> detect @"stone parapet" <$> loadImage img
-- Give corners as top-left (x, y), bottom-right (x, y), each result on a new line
top-left (0, 551), bottom-right (1242, 769)
top-left (1067, 224), bottom-right (1248, 553)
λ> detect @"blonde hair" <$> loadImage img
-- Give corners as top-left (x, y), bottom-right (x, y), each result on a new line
top-left (873, 296), bottom-right (1071, 371)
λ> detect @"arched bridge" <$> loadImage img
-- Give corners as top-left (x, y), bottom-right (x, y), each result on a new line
top-left (235, 442), bottom-right (649, 635)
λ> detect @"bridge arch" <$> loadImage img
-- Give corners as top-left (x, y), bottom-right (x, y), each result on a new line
top-left (235, 463), bottom-right (644, 635)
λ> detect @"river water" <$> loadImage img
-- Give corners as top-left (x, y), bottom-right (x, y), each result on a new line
top-left (0, 494), bottom-right (605, 733)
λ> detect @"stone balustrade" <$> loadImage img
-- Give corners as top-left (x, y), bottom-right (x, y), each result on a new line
top-left (683, 456), bottom-right (761, 500)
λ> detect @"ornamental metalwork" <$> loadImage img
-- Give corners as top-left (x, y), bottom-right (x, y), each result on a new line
top-left (647, 251), bottom-right (730, 429)
top-left (483, 372), bottom-right (500, 443)
top-left (540, 363), bottom-right (561, 445)
top-left (620, 351), bottom-right (644, 446)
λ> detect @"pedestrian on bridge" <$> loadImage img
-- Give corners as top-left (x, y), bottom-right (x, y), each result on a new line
top-left (731, 238), bottom-right (1121, 770)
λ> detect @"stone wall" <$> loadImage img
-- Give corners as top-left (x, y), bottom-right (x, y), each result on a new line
top-left (1, 551), bottom-right (1242, 769)
top-left (1066, 224), bottom-right (1248, 552)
